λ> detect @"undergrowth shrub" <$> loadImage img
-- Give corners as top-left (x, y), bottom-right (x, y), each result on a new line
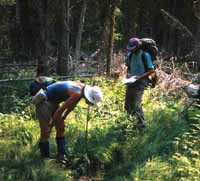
top-left (0, 77), bottom-right (199, 180)
top-left (132, 157), bottom-right (172, 181)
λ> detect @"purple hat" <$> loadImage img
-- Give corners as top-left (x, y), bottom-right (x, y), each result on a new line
top-left (126, 38), bottom-right (139, 51)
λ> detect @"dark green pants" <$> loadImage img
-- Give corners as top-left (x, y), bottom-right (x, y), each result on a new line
top-left (125, 83), bottom-right (145, 125)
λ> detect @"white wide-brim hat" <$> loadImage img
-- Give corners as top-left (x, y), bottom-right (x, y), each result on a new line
top-left (84, 85), bottom-right (103, 106)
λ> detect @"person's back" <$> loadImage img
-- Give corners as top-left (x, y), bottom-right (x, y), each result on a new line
top-left (46, 81), bottom-right (82, 104)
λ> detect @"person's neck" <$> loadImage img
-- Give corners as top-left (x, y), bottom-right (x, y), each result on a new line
top-left (134, 49), bottom-right (140, 54)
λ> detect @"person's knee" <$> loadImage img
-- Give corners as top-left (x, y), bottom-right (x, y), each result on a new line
top-left (125, 102), bottom-right (136, 114)
top-left (40, 128), bottom-right (51, 141)
top-left (55, 124), bottom-right (65, 137)
top-left (57, 126), bottom-right (65, 135)
top-left (125, 101), bottom-right (133, 111)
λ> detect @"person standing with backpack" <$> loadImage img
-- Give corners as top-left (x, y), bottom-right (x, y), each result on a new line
top-left (124, 37), bottom-right (155, 129)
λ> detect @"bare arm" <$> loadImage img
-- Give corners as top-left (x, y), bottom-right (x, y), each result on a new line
top-left (51, 89), bottom-right (82, 126)
top-left (136, 69), bottom-right (154, 80)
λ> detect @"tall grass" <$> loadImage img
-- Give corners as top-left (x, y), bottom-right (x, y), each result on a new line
top-left (0, 77), bottom-right (199, 180)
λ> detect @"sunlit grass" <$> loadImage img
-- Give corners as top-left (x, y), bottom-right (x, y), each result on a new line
top-left (0, 77), bottom-right (199, 180)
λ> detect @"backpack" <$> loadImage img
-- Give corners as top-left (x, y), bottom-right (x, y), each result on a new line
top-left (140, 38), bottom-right (159, 87)
top-left (140, 38), bottom-right (158, 61)
top-left (30, 76), bottom-right (56, 96)
top-left (141, 53), bottom-right (158, 88)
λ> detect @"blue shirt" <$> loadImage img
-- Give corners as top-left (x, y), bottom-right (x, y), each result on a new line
top-left (127, 50), bottom-right (154, 86)
top-left (45, 81), bottom-right (81, 104)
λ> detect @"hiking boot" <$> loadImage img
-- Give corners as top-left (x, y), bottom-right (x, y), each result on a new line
top-left (135, 123), bottom-right (146, 130)
top-left (56, 153), bottom-right (70, 165)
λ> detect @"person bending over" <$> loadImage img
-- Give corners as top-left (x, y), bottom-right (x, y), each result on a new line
top-left (32, 80), bottom-right (103, 162)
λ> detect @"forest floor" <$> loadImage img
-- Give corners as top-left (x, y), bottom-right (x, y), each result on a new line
top-left (0, 77), bottom-right (199, 180)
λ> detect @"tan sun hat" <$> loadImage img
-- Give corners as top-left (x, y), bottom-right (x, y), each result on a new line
top-left (84, 85), bottom-right (103, 106)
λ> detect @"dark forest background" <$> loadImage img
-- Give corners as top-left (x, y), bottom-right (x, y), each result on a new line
top-left (0, 0), bottom-right (199, 76)
top-left (0, 1), bottom-right (199, 180)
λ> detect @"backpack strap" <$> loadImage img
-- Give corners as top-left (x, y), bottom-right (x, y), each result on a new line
top-left (141, 52), bottom-right (148, 73)
top-left (35, 78), bottom-right (48, 91)
top-left (141, 52), bottom-right (156, 72)
top-left (141, 52), bottom-right (158, 88)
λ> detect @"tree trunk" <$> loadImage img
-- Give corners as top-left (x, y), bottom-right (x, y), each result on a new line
top-left (193, 0), bottom-right (200, 60)
top-left (16, 0), bottom-right (20, 25)
top-left (56, 0), bottom-right (68, 75)
top-left (36, 0), bottom-right (49, 75)
top-left (98, 19), bottom-right (109, 76)
top-left (74, 0), bottom-right (87, 67)
top-left (15, 0), bottom-right (21, 61)
top-left (42, 0), bottom-right (48, 75)
top-left (194, 22), bottom-right (200, 60)
top-left (97, 46), bottom-right (104, 76)
top-left (66, 0), bottom-right (70, 70)
top-left (97, 0), bottom-right (110, 76)
top-left (106, 0), bottom-right (118, 76)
